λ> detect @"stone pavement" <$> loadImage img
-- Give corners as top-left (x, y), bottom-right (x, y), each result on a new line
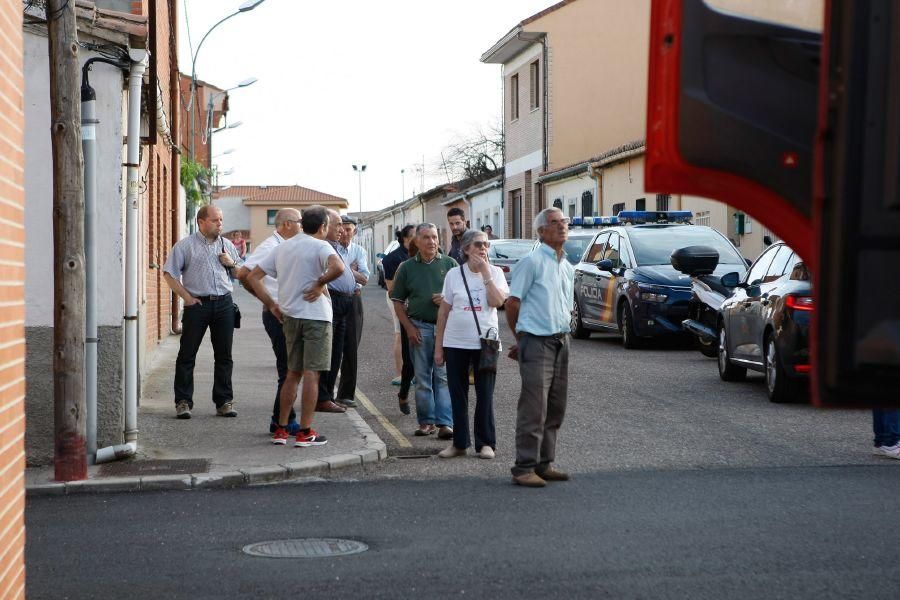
top-left (25, 287), bottom-right (386, 496)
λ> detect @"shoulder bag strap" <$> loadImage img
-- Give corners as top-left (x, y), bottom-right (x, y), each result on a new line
top-left (459, 266), bottom-right (483, 337)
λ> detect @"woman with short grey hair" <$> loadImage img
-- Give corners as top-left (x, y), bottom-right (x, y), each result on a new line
top-left (434, 229), bottom-right (509, 459)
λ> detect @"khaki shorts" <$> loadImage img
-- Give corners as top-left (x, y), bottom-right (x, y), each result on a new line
top-left (282, 316), bottom-right (332, 372)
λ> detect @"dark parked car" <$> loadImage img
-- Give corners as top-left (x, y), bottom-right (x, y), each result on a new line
top-left (717, 242), bottom-right (812, 403)
top-left (571, 217), bottom-right (746, 348)
top-left (375, 240), bottom-right (399, 288)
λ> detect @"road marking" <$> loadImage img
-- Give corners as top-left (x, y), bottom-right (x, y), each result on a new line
top-left (355, 389), bottom-right (412, 448)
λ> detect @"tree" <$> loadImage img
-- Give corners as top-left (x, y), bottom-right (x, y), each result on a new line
top-left (438, 122), bottom-right (503, 182)
top-left (180, 157), bottom-right (210, 224)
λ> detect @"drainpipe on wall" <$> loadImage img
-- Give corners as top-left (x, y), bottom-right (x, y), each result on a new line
top-left (116, 48), bottom-right (150, 459)
top-left (587, 164), bottom-right (602, 215)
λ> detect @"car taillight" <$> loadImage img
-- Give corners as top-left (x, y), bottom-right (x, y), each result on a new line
top-left (785, 295), bottom-right (814, 311)
top-left (500, 265), bottom-right (510, 272)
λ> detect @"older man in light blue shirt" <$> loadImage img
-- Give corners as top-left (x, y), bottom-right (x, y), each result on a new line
top-left (335, 215), bottom-right (369, 407)
top-left (505, 207), bottom-right (575, 488)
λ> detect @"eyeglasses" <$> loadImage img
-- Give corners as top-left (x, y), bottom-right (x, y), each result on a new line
top-left (283, 219), bottom-right (300, 225)
top-left (547, 217), bottom-right (571, 226)
top-left (471, 241), bottom-right (491, 248)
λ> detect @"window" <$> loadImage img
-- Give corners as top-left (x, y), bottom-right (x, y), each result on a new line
top-left (604, 234), bottom-right (622, 268)
top-left (695, 210), bottom-right (711, 227)
top-left (510, 189), bottom-right (522, 238)
top-left (635, 197), bottom-right (646, 211)
top-left (612, 202), bottom-right (625, 215)
top-left (530, 61), bottom-right (540, 110)
top-left (764, 245), bottom-right (793, 283)
top-left (586, 233), bottom-right (610, 263)
top-left (510, 74), bottom-right (519, 120)
top-left (746, 244), bottom-right (779, 285)
top-left (581, 190), bottom-right (593, 218)
top-left (267, 209), bottom-right (277, 226)
top-left (655, 194), bottom-right (671, 211)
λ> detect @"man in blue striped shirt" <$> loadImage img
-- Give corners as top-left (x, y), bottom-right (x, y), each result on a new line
top-left (163, 205), bottom-right (243, 420)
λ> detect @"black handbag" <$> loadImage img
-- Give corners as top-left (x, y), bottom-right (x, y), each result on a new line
top-left (460, 266), bottom-right (500, 373)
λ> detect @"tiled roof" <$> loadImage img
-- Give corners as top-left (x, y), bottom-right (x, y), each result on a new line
top-left (215, 185), bottom-right (348, 207)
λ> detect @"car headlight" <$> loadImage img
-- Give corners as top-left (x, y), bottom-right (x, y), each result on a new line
top-left (638, 284), bottom-right (668, 303)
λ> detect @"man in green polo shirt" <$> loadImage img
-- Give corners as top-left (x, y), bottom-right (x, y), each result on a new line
top-left (391, 223), bottom-right (457, 438)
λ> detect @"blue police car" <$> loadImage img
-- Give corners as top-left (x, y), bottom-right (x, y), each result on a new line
top-left (571, 211), bottom-right (747, 348)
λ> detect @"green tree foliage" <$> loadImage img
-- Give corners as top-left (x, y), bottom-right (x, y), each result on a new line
top-left (180, 158), bottom-right (210, 223)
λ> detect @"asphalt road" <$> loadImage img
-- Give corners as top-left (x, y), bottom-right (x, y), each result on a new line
top-left (25, 282), bottom-right (900, 599)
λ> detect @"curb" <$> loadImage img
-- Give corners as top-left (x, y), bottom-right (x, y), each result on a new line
top-left (26, 409), bottom-right (387, 497)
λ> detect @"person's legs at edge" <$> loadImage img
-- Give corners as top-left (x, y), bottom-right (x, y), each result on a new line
top-left (174, 301), bottom-right (212, 408)
top-left (263, 309), bottom-right (295, 426)
top-left (409, 319), bottom-right (436, 426)
top-left (445, 347), bottom-right (471, 449)
top-left (536, 338), bottom-right (569, 474)
top-left (513, 334), bottom-right (551, 477)
top-left (472, 351), bottom-right (497, 452)
top-left (873, 409), bottom-right (900, 448)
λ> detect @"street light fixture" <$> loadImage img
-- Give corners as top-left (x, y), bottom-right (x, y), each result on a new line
top-left (401, 168), bottom-right (405, 201)
top-left (205, 77), bottom-right (257, 167)
top-left (213, 148), bottom-right (235, 158)
top-left (188, 0), bottom-right (266, 159)
top-left (352, 164), bottom-right (367, 214)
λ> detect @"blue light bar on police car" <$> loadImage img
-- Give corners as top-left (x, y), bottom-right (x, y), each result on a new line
top-left (616, 210), bottom-right (693, 224)
top-left (598, 216), bottom-right (619, 225)
top-left (571, 216), bottom-right (583, 227)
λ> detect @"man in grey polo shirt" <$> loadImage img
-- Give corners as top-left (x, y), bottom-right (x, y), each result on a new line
top-left (163, 205), bottom-right (243, 419)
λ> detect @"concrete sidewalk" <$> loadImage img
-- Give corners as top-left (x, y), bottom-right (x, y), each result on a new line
top-left (26, 287), bottom-right (386, 496)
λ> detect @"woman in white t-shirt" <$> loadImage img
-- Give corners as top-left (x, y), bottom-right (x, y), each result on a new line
top-left (434, 229), bottom-right (509, 459)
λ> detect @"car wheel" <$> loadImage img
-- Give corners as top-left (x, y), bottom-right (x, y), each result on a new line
top-left (696, 335), bottom-right (719, 358)
top-left (619, 302), bottom-right (640, 349)
top-left (717, 324), bottom-right (746, 381)
top-left (571, 297), bottom-right (590, 339)
top-left (765, 335), bottom-right (798, 403)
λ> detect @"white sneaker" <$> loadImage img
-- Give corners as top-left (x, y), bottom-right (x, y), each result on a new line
top-left (873, 444), bottom-right (900, 459)
top-left (438, 445), bottom-right (466, 459)
top-left (478, 446), bottom-right (495, 460)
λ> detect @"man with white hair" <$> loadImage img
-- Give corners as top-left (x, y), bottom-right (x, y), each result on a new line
top-left (505, 207), bottom-right (575, 488)
top-left (237, 207), bottom-right (302, 434)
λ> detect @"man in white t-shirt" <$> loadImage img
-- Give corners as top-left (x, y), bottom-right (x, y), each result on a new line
top-left (248, 205), bottom-right (345, 447)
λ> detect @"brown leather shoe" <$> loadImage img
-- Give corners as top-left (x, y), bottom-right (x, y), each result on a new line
top-left (537, 467), bottom-right (569, 481)
top-left (512, 472), bottom-right (546, 488)
top-left (315, 400), bottom-right (346, 413)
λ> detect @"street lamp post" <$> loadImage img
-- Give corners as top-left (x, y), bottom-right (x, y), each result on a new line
top-left (352, 164), bottom-right (366, 213)
top-left (188, 0), bottom-right (266, 160)
top-left (401, 168), bottom-right (405, 201)
top-left (205, 77), bottom-right (256, 169)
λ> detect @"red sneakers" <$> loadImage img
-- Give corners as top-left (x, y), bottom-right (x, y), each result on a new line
top-left (294, 429), bottom-right (328, 447)
top-left (272, 427), bottom-right (289, 445)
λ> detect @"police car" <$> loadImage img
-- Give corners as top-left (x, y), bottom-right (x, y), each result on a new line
top-left (570, 211), bottom-right (747, 348)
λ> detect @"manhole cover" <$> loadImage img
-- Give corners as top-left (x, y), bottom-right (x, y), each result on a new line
top-left (242, 538), bottom-right (368, 558)
top-left (98, 458), bottom-right (210, 477)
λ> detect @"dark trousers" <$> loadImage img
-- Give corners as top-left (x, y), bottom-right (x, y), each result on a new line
top-left (398, 326), bottom-right (415, 400)
top-left (445, 347), bottom-right (496, 451)
top-left (262, 309), bottom-right (296, 422)
top-left (174, 295), bottom-right (234, 408)
top-left (337, 293), bottom-right (363, 401)
top-left (318, 293), bottom-right (353, 402)
top-left (512, 333), bottom-right (569, 477)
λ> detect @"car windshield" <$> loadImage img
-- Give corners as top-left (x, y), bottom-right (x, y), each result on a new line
top-left (490, 240), bottom-right (534, 260)
top-left (627, 226), bottom-right (745, 266)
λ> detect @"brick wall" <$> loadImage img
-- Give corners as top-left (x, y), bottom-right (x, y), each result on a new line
top-left (0, 0), bottom-right (27, 595)
top-left (142, 0), bottom-right (179, 357)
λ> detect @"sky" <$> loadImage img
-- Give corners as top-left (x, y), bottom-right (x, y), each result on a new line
top-left (178, 0), bottom-right (555, 212)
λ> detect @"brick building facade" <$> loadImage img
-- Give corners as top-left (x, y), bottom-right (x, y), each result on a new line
top-left (0, 0), bottom-right (26, 595)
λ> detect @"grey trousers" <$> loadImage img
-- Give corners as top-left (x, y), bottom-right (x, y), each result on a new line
top-left (512, 333), bottom-right (569, 477)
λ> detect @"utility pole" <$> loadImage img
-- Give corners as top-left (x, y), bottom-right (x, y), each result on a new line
top-left (47, 0), bottom-right (87, 481)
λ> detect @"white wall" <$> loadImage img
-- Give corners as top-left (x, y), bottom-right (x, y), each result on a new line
top-left (212, 195), bottom-right (250, 232)
top-left (24, 32), bottom-right (125, 327)
top-left (544, 172), bottom-right (599, 220)
top-left (469, 187), bottom-right (503, 235)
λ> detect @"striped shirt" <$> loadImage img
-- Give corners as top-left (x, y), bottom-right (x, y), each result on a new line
top-left (163, 231), bottom-right (243, 297)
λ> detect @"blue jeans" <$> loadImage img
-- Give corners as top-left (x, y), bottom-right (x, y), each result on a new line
top-left (409, 320), bottom-right (452, 427)
top-left (873, 410), bottom-right (900, 447)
